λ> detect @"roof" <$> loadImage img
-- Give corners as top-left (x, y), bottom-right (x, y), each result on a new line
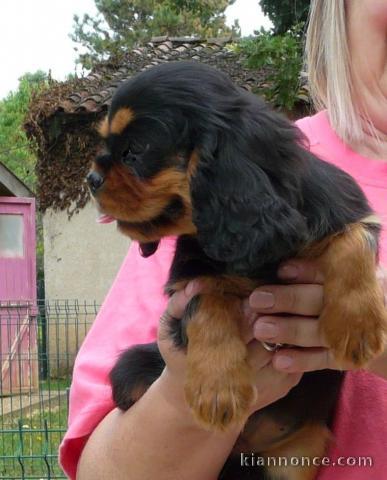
top-left (0, 162), bottom-right (34, 197)
top-left (24, 37), bottom-right (273, 215)
top-left (41, 36), bottom-right (269, 118)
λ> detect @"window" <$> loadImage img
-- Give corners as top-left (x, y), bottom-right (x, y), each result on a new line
top-left (0, 214), bottom-right (24, 258)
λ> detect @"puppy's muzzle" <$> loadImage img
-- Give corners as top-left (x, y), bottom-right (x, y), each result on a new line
top-left (87, 171), bottom-right (104, 194)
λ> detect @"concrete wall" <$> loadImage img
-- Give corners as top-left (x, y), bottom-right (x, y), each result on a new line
top-left (43, 202), bottom-right (131, 375)
top-left (43, 201), bottom-right (130, 303)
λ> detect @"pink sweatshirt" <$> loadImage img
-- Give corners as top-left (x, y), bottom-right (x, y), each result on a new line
top-left (60, 110), bottom-right (387, 479)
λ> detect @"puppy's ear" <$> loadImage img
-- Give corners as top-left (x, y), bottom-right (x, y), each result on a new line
top-left (190, 135), bottom-right (309, 274)
top-left (139, 241), bottom-right (160, 257)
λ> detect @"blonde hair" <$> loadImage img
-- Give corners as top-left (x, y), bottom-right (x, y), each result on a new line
top-left (305, 0), bottom-right (364, 144)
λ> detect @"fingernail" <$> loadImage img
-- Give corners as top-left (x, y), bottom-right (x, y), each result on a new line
top-left (254, 320), bottom-right (278, 339)
top-left (278, 264), bottom-right (299, 280)
top-left (275, 356), bottom-right (293, 369)
top-left (250, 291), bottom-right (275, 309)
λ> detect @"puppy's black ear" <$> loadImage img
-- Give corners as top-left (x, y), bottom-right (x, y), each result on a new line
top-left (190, 135), bottom-right (309, 275)
top-left (139, 241), bottom-right (160, 257)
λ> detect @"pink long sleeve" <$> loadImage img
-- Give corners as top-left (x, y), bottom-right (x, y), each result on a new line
top-left (59, 237), bottom-right (176, 479)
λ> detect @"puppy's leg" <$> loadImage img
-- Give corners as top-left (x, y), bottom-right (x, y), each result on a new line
top-left (183, 294), bottom-right (255, 430)
top-left (313, 220), bottom-right (387, 367)
top-left (110, 342), bottom-right (165, 410)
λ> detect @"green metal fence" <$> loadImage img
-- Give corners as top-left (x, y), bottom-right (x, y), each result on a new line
top-left (0, 300), bottom-right (98, 479)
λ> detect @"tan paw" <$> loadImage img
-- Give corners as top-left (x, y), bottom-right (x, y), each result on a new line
top-left (321, 294), bottom-right (387, 368)
top-left (184, 364), bottom-right (255, 430)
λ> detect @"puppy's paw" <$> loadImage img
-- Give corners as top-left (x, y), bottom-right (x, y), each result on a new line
top-left (185, 362), bottom-right (255, 430)
top-left (110, 342), bottom-right (165, 410)
top-left (321, 293), bottom-right (387, 368)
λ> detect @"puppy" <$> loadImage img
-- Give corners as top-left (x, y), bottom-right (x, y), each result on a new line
top-left (88, 61), bottom-right (386, 480)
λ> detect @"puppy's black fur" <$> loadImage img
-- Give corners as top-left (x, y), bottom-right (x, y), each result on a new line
top-left (103, 62), bottom-right (373, 275)
top-left (96, 62), bottom-right (383, 480)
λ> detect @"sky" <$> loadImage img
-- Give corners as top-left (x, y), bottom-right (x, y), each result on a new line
top-left (0, 0), bottom-right (272, 100)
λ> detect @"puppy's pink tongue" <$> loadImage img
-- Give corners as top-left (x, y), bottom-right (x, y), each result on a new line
top-left (96, 214), bottom-right (116, 224)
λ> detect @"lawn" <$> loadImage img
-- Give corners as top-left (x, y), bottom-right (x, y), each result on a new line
top-left (1, 397), bottom-right (68, 479)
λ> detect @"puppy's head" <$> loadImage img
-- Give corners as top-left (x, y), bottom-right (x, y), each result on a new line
top-left (88, 61), bottom-right (308, 269)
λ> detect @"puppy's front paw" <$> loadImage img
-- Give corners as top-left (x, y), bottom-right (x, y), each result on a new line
top-left (185, 361), bottom-right (255, 430)
top-left (321, 292), bottom-right (387, 367)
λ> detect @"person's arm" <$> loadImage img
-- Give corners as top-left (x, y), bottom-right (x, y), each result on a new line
top-left (250, 260), bottom-right (387, 380)
top-left (77, 283), bottom-right (300, 480)
top-left (77, 372), bottom-right (242, 480)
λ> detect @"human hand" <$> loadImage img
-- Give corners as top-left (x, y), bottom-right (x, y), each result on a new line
top-left (157, 282), bottom-right (302, 421)
top-left (249, 260), bottom-right (387, 375)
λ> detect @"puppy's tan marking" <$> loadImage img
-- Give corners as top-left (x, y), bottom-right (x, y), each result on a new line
top-left (110, 107), bottom-right (135, 135)
top-left (185, 292), bottom-right (255, 430)
top-left (118, 216), bottom-right (196, 242)
top-left (311, 223), bottom-right (387, 367)
top-left (187, 150), bottom-right (200, 179)
top-left (234, 415), bottom-right (299, 454)
top-left (262, 423), bottom-right (331, 480)
top-left (99, 167), bottom-right (189, 221)
top-left (97, 115), bottom-right (109, 138)
top-left (97, 165), bottom-right (196, 240)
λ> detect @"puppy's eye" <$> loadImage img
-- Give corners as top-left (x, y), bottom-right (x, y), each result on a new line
top-left (121, 150), bottom-right (132, 166)
top-left (121, 142), bottom-right (149, 168)
top-left (128, 140), bottom-right (147, 155)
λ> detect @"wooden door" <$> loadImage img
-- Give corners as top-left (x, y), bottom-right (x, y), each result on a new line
top-left (0, 197), bottom-right (38, 395)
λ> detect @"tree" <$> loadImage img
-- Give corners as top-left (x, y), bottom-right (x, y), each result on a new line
top-left (71, 0), bottom-right (239, 69)
top-left (259, 0), bottom-right (310, 34)
top-left (0, 71), bottom-right (47, 190)
top-left (239, 26), bottom-right (304, 111)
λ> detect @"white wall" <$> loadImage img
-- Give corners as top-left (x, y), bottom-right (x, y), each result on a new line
top-left (43, 201), bottom-right (131, 375)
top-left (43, 201), bottom-right (130, 303)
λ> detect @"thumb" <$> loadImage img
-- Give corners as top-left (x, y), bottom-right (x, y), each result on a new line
top-left (166, 281), bottom-right (202, 319)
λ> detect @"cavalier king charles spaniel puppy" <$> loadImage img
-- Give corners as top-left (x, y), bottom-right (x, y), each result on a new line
top-left (87, 61), bottom-right (386, 480)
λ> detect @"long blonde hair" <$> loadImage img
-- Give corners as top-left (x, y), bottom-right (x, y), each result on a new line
top-left (305, 0), bottom-right (364, 144)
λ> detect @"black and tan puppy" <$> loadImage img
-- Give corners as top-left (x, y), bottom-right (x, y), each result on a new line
top-left (87, 61), bottom-right (386, 480)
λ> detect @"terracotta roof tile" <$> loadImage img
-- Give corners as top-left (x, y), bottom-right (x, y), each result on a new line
top-left (39, 37), bottom-right (269, 119)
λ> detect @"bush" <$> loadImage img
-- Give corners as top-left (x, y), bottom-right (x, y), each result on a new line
top-left (238, 26), bottom-right (305, 111)
top-left (259, 0), bottom-right (310, 35)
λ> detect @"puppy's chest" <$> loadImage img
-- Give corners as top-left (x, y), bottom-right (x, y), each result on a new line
top-left (165, 235), bottom-right (280, 297)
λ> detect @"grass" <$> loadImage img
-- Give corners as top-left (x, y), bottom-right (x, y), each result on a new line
top-left (0, 401), bottom-right (68, 479)
top-left (39, 378), bottom-right (70, 392)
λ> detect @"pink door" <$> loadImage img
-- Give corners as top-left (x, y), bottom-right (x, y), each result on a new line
top-left (0, 197), bottom-right (38, 395)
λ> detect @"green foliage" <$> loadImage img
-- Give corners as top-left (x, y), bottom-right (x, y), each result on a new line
top-left (238, 26), bottom-right (304, 111)
top-left (0, 71), bottom-right (47, 190)
top-left (1, 403), bottom-right (68, 477)
top-left (71, 0), bottom-right (239, 69)
top-left (259, 0), bottom-right (310, 34)
top-left (0, 72), bottom-right (47, 289)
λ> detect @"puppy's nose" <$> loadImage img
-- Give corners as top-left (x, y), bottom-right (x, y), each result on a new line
top-left (87, 171), bottom-right (104, 193)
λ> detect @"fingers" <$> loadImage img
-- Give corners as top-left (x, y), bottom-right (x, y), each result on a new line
top-left (277, 259), bottom-right (325, 284)
top-left (240, 299), bottom-right (260, 343)
top-left (246, 339), bottom-right (273, 368)
top-left (249, 284), bottom-right (323, 316)
top-left (244, 259), bottom-right (325, 345)
top-left (253, 315), bottom-right (328, 348)
top-left (166, 281), bottom-right (202, 319)
top-left (256, 362), bottom-right (302, 400)
top-left (158, 281), bottom-right (202, 347)
top-left (247, 341), bottom-right (302, 410)
top-left (271, 347), bottom-right (338, 373)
